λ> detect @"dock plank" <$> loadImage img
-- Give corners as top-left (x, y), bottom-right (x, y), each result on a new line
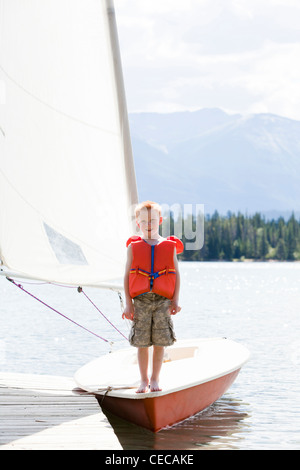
top-left (0, 372), bottom-right (122, 450)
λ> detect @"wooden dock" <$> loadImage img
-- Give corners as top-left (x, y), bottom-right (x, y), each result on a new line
top-left (0, 372), bottom-right (122, 450)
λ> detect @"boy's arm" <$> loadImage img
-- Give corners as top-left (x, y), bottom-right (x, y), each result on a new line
top-left (170, 251), bottom-right (181, 315)
top-left (122, 245), bottom-right (134, 320)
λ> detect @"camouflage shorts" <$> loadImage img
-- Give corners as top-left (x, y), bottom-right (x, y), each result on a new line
top-left (129, 293), bottom-right (176, 348)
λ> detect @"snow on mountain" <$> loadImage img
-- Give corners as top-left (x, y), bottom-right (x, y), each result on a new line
top-left (129, 109), bottom-right (300, 217)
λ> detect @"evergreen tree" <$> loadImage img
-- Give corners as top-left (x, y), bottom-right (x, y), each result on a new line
top-left (177, 211), bottom-right (300, 262)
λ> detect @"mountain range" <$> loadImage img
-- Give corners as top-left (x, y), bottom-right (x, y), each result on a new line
top-left (128, 108), bottom-right (300, 219)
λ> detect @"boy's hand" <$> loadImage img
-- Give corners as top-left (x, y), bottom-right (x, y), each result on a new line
top-left (122, 303), bottom-right (134, 321)
top-left (169, 300), bottom-right (181, 315)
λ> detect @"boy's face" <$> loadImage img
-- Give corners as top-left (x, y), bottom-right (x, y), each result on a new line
top-left (137, 208), bottom-right (162, 238)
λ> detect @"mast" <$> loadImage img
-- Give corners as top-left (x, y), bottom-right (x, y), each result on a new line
top-left (104, 0), bottom-right (138, 218)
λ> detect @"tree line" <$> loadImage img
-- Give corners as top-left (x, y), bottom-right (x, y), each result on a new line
top-left (171, 211), bottom-right (300, 261)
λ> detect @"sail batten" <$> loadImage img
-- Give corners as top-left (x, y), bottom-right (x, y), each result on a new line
top-left (0, 0), bottom-right (138, 286)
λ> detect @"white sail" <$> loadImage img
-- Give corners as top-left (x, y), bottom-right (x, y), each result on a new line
top-left (0, 0), bottom-right (138, 287)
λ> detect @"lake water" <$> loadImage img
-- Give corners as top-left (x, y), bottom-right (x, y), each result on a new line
top-left (1, 262), bottom-right (300, 450)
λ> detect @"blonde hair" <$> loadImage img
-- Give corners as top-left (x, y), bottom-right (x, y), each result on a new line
top-left (134, 200), bottom-right (162, 219)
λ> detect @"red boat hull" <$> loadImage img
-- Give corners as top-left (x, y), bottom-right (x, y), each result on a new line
top-left (98, 368), bottom-right (240, 432)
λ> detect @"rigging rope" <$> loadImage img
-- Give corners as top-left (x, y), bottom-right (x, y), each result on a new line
top-left (6, 277), bottom-right (128, 344)
top-left (78, 287), bottom-right (128, 341)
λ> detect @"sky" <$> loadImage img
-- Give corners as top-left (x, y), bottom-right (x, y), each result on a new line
top-left (115, 0), bottom-right (300, 121)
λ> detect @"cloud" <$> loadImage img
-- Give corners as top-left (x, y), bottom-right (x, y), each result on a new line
top-left (116, 0), bottom-right (300, 120)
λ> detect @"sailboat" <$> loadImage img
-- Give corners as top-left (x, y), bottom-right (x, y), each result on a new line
top-left (0, 0), bottom-right (249, 432)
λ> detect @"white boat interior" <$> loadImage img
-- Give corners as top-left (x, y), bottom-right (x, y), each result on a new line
top-left (74, 337), bottom-right (250, 399)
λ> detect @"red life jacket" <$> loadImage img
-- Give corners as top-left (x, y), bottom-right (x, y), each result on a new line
top-left (126, 236), bottom-right (184, 299)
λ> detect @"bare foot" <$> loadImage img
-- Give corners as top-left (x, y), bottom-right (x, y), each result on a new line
top-left (136, 380), bottom-right (149, 393)
top-left (150, 379), bottom-right (162, 392)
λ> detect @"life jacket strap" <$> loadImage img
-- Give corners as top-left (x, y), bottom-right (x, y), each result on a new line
top-left (130, 267), bottom-right (176, 280)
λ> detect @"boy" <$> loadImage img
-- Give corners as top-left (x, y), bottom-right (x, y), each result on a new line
top-left (122, 201), bottom-right (183, 393)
